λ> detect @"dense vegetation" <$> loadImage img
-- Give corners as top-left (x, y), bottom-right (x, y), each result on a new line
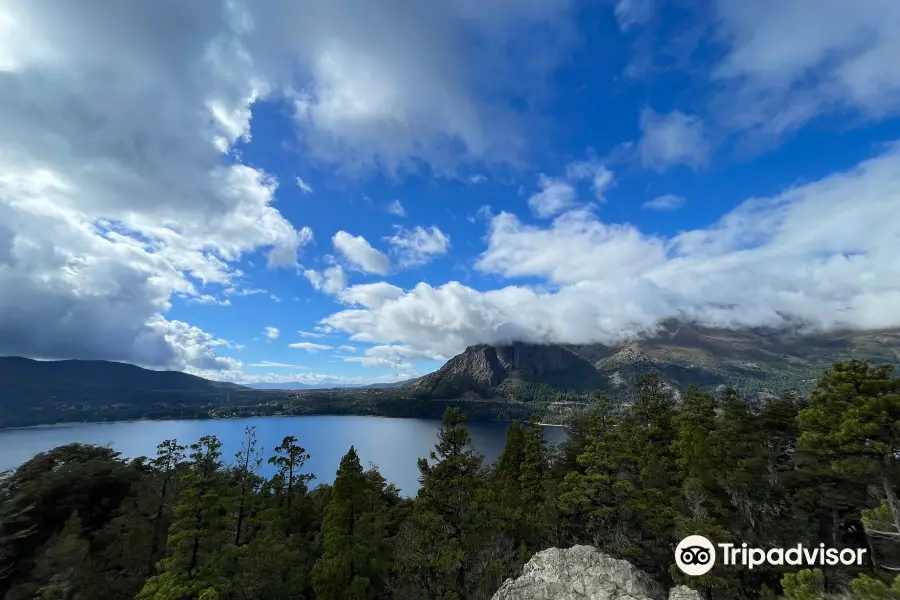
top-left (0, 360), bottom-right (897, 600)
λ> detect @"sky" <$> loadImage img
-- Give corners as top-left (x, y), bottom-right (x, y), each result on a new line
top-left (1, 0), bottom-right (900, 386)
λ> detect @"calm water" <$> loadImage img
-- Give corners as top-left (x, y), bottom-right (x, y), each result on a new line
top-left (0, 416), bottom-right (567, 495)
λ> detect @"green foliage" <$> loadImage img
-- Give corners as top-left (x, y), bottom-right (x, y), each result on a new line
top-left (2, 360), bottom-right (898, 600)
top-left (780, 569), bottom-right (825, 600)
top-left (312, 446), bottom-right (390, 600)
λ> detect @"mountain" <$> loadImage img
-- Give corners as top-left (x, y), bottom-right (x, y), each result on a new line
top-left (363, 378), bottom-right (419, 389)
top-left (408, 322), bottom-right (900, 401)
top-left (248, 382), bottom-right (365, 390)
top-left (0, 356), bottom-right (247, 421)
top-left (0, 356), bottom-right (246, 395)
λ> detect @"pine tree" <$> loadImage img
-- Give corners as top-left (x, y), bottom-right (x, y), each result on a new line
top-left (518, 416), bottom-right (552, 560)
top-left (312, 447), bottom-right (389, 600)
top-left (232, 427), bottom-right (262, 547)
top-left (670, 385), bottom-right (735, 597)
top-left (137, 435), bottom-right (231, 599)
top-left (148, 440), bottom-right (187, 568)
top-left (392, 408), bottom-right (504, 600)
top-left (268, 435), bottom-right (315, 538)
top-left (798, 360), bottom-right (900, 571)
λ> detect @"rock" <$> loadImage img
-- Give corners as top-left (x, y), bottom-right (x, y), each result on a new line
top-left (668, 585), bottom-right (703, 600)
top-left (491, 545), bottom-right (665, 600)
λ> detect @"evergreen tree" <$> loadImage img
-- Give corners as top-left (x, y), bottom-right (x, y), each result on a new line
top-left (518, 416), bottom-right (553, 559)
top-left (268, 435), bottom-right (315, 538)
top-left (149, 440), bottom-right (187, 568)
top-left (670, 385), bottom-right (735, 598)
top-left (137, 435), bottom-right (231, 599)
top-left (231, 427), bottom-right (262, 547)
top-left (798, 360), bottom-right (900, 572)
top-left (393, 408), bottom-right (506, 600)
top-left (312, 447), bottom-right (390, 600)
top-left (32, 511), bottom-right (89, 600)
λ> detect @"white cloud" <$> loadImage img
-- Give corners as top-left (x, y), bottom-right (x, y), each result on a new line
top-left (338, 345), bottom-right (357, 352)
top-left (199, 368), bottom-right (412, 386)
top-left (385, 226), bottom-right (451, 267)
top-left (527, 159), bottom-right (614, 218)
top-left (297, 330), bottom-right (326, 338)
top-left (386, 199), bottom-right (406, 217)
top-left (304, 265), bottom-right (348, 295)
top-left (469, 174), bottom-right (488, 184)
top-left (296, 176), bottom-right (313, 193)
top-left (225, 287), bottom-right (268, 297)
top-left (189, 294), bottom-right (232, 306)
top-left (615, 0), bottom-right (654, 32)
top-left (0, 0), bottom-right (580, 372)
top-left (321, 145), bottom-right (900, 358)
top-left (643, 194), bottom-right (686, 211)
top-left (247, 361), bottom-right (306, 368)
top-left (288, 341), bottom-right (334, 352)
top-left (637, 108), bottom-right (709, 171)
top-left (709, 0), bottom-right (900, 138)
top-left (527, 176), bottom-right (577, 218)
top-left (339, 282), bottom-right (406, 309)
top-left (342, 344), bottom-right (439, 370)
top-left (264, 326), bottom-right (280, 340)
top-left (333, 231), bottom-right (391, 275)
top-left (268, 0), bottom-right (577, 176)
top-left (0, 0), bottom-right (327, 371)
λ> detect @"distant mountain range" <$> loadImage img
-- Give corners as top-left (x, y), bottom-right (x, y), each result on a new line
top-left (248, 382), bottom-right (365, 390)
top-left (247, 379), bottom-right (416, 390)
top-left (1, 321), bottom-right (897, 428)
top-left (408, 322), bottom-right (900, 402)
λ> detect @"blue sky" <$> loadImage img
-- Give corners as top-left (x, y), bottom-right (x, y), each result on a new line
top-left (2, 0), bottom-right (899, 385)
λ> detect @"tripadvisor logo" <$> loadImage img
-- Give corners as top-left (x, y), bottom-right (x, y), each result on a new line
top-left (675, 536), bottom-right (868, 576)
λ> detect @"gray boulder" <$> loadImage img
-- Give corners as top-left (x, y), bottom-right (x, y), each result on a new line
top-left (491, 545), bottom-right (664, 600)
top-left (668, 585), bottom-right (703, 600)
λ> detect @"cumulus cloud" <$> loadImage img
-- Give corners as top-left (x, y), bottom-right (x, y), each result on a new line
top-left (527, 159), bottom-right (614, 218)
top-left (338, 345), bottom-right (357, 352)
top-left (333, 231), bottom-right (391, 275)
top-left (0, 0), bottom-right (323, 371)
top-left (385, 226), bottom-right (451, 267)
top-left (264, 326), bottom-right (280, 340)
top-left (288, 342), bottom-right (334, 352)
top-left (0, 0), bottom-right (579, 372)
top-left (643, 194), bottom-right (686, 211)
top-left (321, 145), bottom-right (900, 358)
top-left (343, 344), bottom-right (442, 370)
top-left (527, 176), bottom-right (577, 219)
top-left (637, 108), bottom-right (709, 171)
top-left (261, 0), bottom-right (577, 176)
top-left (304, 265), bottom-right (348, 295)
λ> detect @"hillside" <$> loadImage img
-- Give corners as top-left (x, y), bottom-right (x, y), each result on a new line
top-left (408, 322), bottom-right (900, 402)
top-left (249, 382), bottom-right (364, 390)
top-left (0, 357), bottom-right (248, 426)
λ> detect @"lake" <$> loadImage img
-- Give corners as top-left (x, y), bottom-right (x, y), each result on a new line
top-left (0, 415), bottom-right (567, 495)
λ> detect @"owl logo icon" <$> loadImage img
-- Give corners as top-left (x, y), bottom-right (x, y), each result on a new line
top-left (675, 535), bottom-right (716, 576)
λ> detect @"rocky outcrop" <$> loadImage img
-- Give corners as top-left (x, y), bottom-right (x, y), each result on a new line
top-left (407, 322), bottom-right (900, 403)
top-left (491, 546), bottom-right (699, 600)
top-left (667, 585), bottom-right (703, 600)
top-left (409, 343), bottom-right (604, 399)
